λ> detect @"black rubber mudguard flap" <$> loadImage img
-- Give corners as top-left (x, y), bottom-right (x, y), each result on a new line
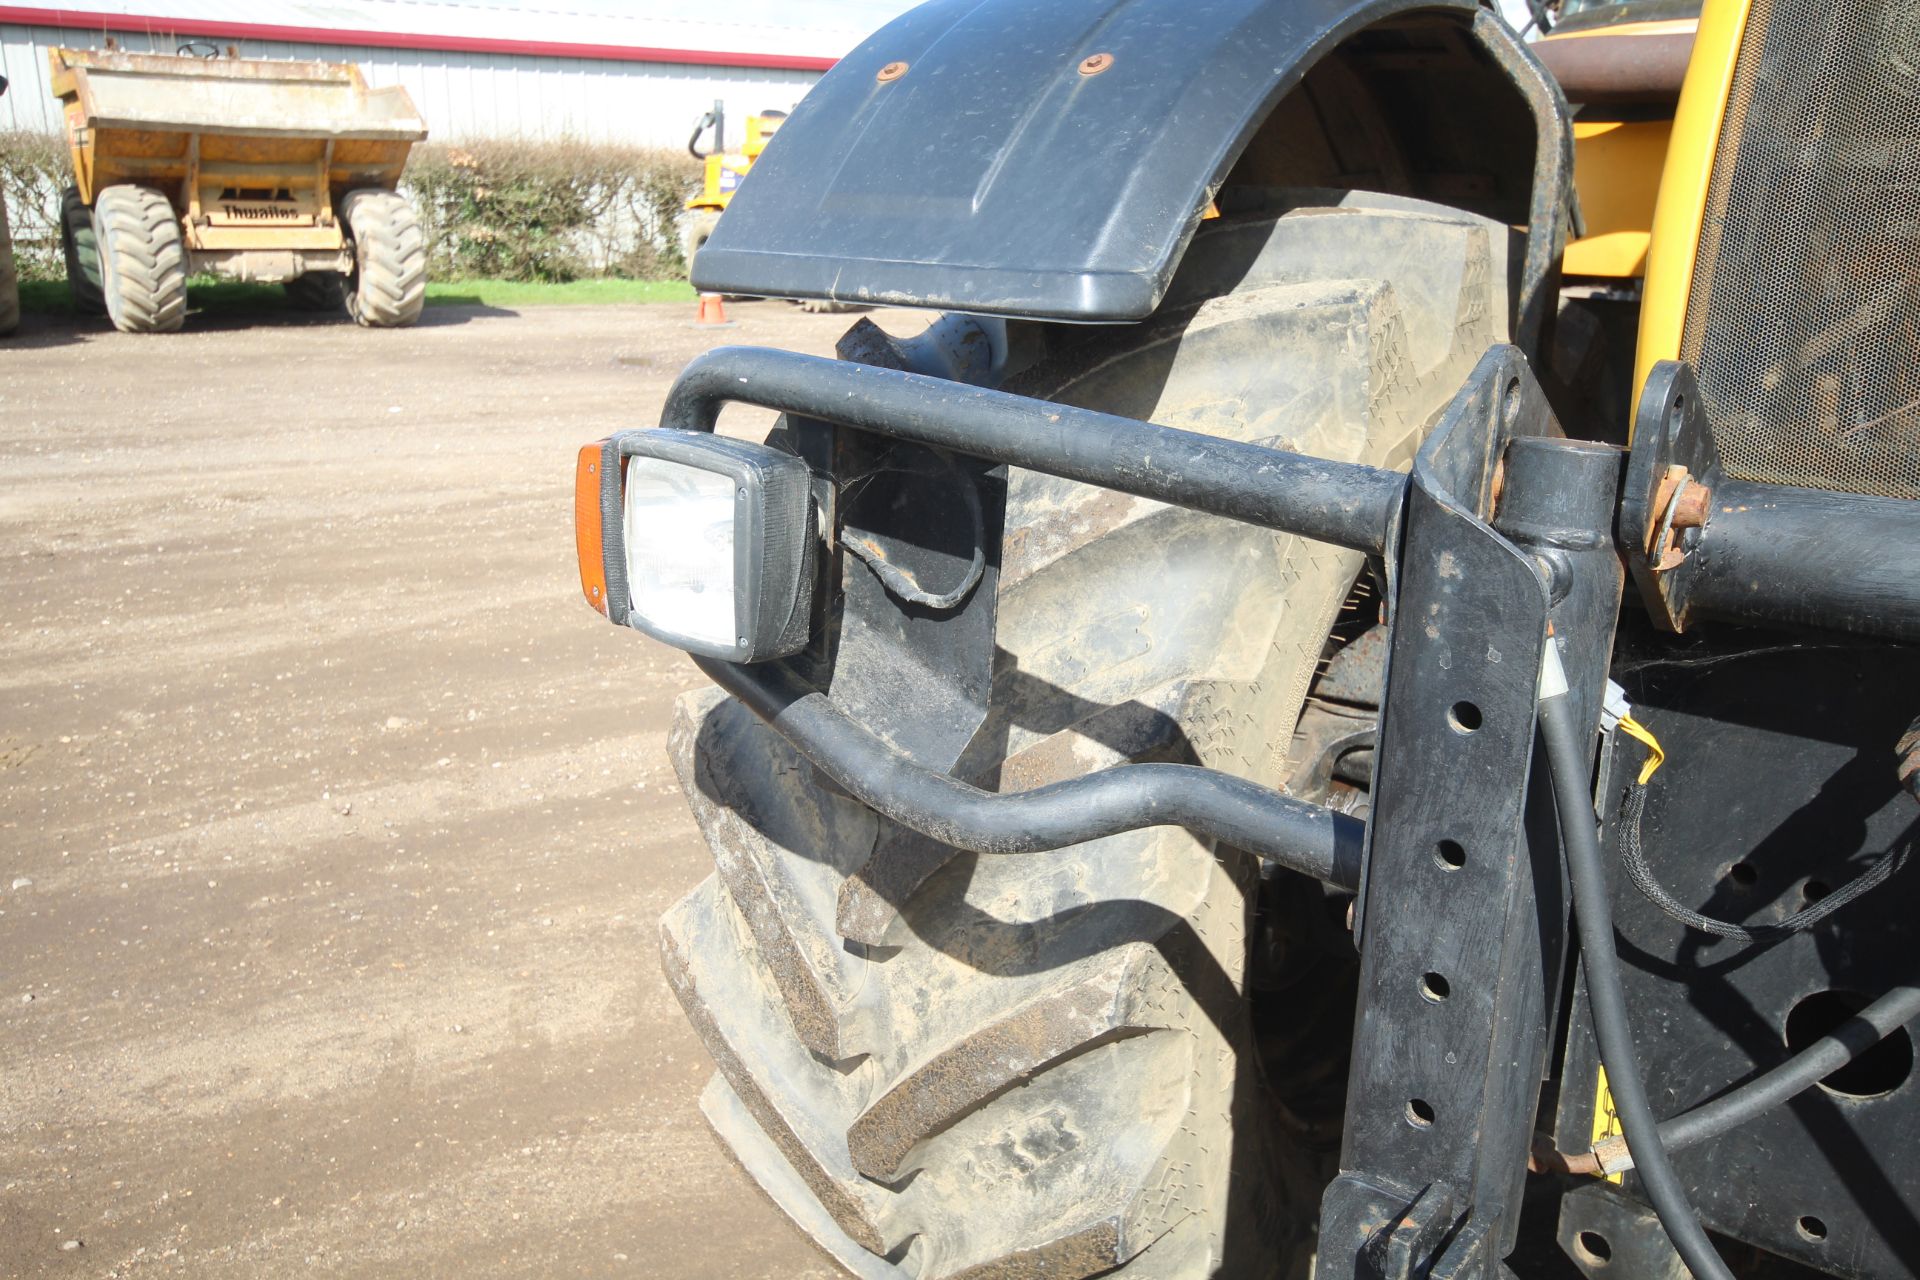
top-left (691, 0), bottom-right (1477, 321)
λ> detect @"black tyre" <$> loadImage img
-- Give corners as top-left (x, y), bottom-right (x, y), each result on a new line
top-left (662, 196), bottom-right (1508, 1279)
top-left (61, 186), bottom-right (106, 317)
top-left (0, 192), bottom-right (18, 337)
top-left (681, 208), bottom-right (721, 276)
top-left (342, 189), bottom-right (426, 328)
top-left (95, 184), bottom-right (187, 334)
top-left (283, 271), bottom-right (347, 313)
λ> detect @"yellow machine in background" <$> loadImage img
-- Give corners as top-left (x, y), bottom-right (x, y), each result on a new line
top-left (680, 102), bottom-right (786, 268)
top-left (681, 102), bottom-right (854, 312)
top-left (50, 47), bottom-right (428, 333)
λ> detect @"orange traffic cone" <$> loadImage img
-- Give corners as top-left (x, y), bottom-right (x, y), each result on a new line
top-left (691, 292), bottom-right (736, 328)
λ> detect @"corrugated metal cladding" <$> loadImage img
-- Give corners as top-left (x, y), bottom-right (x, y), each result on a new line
top-left (0, 1), bottom-right (918, 147)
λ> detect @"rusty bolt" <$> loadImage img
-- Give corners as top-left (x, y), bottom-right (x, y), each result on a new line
top-left (876, 60), bottom-right (909, 82)
top-left (1671, 482), bottom-right (1712, 530)
top-left (1078, 52), bottom-right (1115, 76)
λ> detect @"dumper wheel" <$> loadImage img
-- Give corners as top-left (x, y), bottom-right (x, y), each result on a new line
top-left (60, 187), bottom-right (105, 317)
top-left (284, 271), bottom-right (347, 313)
top-left (95, 184), bottom-right (187, 335)
top-left (0, 193), bottom-right (19, 337)
top-left (342, 189), bottom-right (426, 328)
top-left (680, 209), bottom-right (721, 275)
top-left (660, 196), bottom-right (1510, 1279)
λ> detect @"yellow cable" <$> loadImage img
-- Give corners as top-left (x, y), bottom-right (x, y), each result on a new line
top-left (1619, 714), bottom-right (1665, 785)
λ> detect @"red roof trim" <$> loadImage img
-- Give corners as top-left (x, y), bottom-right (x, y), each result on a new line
top-left (0, 6), bottom-right (840, 71)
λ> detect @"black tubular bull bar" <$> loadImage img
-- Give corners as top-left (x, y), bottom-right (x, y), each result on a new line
top-left (692, 652), bottom-right (1368, 889)
top-left (601, 344), bottom-right (1409, 890)
top-left (616, 341), bottom-right (1645, 1276)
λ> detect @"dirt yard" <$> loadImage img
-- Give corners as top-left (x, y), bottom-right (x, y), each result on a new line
top-left (0, 298), bottom-right (888, 1277)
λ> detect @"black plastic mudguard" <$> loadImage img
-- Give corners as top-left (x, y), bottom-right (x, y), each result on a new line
top-left (691, 0), bottom-right (1489, 321)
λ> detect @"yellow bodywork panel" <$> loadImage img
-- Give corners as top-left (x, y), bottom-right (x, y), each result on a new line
top-left (1633, 0), bottom-right (1753, 410)
top-left (688, 113), bottom-right (785, 214)
top-left (1563, 120), bottom-right (1672, 279)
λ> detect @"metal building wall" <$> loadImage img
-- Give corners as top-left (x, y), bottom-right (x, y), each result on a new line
top-left (0, 22), bottom-right (822, 147)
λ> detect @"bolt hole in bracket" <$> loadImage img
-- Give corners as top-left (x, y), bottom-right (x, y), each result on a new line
top-left (1322, 345), bottom-right (1627, 1280)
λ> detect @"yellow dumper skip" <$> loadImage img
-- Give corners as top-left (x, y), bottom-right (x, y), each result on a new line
top-left (50, 48), bottom-right (429, 331)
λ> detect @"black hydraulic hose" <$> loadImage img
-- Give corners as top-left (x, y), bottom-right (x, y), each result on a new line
top-left (1663, 984), bottom-right (1920, 1152)
top-left (694, 655), bottom-right (1366, 890)
top-left (1540, 660), bottom-right (1737, 1280)
top-left (659, 346), bottom-right (1404, 556)
top-left (1571, 982), bottom-right (1920, 1175)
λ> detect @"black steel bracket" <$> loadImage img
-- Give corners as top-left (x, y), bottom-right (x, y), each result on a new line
top-left (1619, 360), bottom-right (1720, 633)
top-left (1321, 348), bottom-right (1625, 1280)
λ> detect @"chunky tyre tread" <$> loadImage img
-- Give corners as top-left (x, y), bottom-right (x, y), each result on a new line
top-left (847, 949), bottom-right (1159, 1182)
top-left (702, 1074), bottom-right (905, 1280)
top-left (343, 189), bottom-right (426, 328)
top-left (664, 199), bottom-right (1509, 1278)
top-left (95, 185), bottom-right (187, 334)
top-left (60, 187), bottom-right (106, 316)
top-left (670, 689), bottom-right (882, 1060)
top-left (662, 880), bottom-right (893, 1254)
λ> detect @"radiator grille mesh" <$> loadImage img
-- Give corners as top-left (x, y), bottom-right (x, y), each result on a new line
top-left (1680, 0), bottom-right (1920, 499)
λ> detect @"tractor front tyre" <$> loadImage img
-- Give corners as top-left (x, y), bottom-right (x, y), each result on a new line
top-left (95, 185), bottom-right (188, 335)
top-left (0, 193), bottom-right (19, 337)
top-left (342, 189), bottom-right (426, 328)
top-left (284, 271), bottom-right (347, 313)
top-left (61, 186), bottom-right (106, 317)
top-left (661, 197), bottom-right (1511, 1278)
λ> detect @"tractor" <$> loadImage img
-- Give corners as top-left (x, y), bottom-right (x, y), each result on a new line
top-left (575, 0), bottom-right (1920, 1275)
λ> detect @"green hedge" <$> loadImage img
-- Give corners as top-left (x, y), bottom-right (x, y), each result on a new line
top-left (406, 139), bottom-right (699, 282)
top-left (0, 131), bottom-right (74, 281)
top-left (0, 131), bottom-right (701, 284)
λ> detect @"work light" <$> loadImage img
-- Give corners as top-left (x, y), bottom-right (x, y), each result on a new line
top-left (575, 430), bottom-right (815, 663)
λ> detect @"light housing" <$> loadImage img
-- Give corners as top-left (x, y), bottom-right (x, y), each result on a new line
top-left (576, 429), bottom-right (816, 663)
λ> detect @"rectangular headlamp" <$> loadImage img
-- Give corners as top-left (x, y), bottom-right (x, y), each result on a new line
top-left (575, 429), bottom-right (816, 663)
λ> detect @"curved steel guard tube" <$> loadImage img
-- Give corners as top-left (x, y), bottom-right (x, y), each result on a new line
top-left (659, 345), bottom-right (1404, 556)
top-left (695, 655), bottom-right (1366, 890)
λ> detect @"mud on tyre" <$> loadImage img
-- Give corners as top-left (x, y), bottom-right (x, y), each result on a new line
top-left (661, 196), bottom-right (1510, 1279)
top-left (95, 184), bottom-right (187, 335)
top-left (342, 188), bottom-right (426, 328)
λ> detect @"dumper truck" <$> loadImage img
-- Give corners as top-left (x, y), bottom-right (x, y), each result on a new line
top-left (50, 48), bottom-right (428, 333)
top-left (572, 0), bottom-right (1920, 1276)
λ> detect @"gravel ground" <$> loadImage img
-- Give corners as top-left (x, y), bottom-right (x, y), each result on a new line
top-left (0, 297), bottom-right (892, 1278)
